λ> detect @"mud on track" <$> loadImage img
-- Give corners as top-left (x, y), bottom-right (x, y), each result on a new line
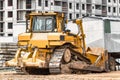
top-left (0, 71), bottom-right (120, 80)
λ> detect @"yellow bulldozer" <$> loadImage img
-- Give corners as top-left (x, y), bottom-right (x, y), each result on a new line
top-left (5, 12), bottom-right (115, 74)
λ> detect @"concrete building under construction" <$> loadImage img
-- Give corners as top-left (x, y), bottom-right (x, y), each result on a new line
top-left (0, 0), bottom-right (120, 42)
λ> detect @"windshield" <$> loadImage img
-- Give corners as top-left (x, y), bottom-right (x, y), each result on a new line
top-left (32, 16), bottom-right (54, 32)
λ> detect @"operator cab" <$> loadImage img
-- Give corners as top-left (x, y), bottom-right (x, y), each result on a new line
top-left (32, 16), bottom-right (56, 32)
top-left (26, 12), bottom-right (67, 33)
top-left (26, 12), bottom-right (80, 35)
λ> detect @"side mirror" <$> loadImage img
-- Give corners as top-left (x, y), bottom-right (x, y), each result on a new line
top-left (26, 29), bottom-right (29, 32)
top-left (65, 29), bottom-right (71, 33)
top-left (25, 14), bottom-right (30, 20)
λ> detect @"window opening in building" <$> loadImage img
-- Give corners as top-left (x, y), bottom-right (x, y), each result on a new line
top-left (113, 0), bottom-right (116, 3)
top-left (113, 7), bottom-right (116, 13)
top-left (8, 33), bottom-right (13, 36)
top-left (8, 0), bottom-right (13, 6)
top-left (0, 12), bottom-right (3, 21)
top-left (45, 0), bottom-right (48, 7)
top-left (8, 23), bottom-right (13, 29)
top-left (76, 14), bottom-right (79, 18)
top-left (51, 3), bottom-right (53, 5)
top-left (38, 0), bottom-right (41, 6)
top-left (55, 1), bottom-right (61, 6)
top-left (82, 14), bottom-right (85, 16)
top-left (119, 8), bottom-right (120, 13)
top-left (76, 3), bottom-right (79, 10)
top-left (26, 0), bottom-right (31, 9)
top-left (82, 4), bottom-right (85, 10)
top-left (0, 23), bottom-right (3, 32)
top-left (95, 5), bottom-right (101, 10)
top-left (0, 1), bottom-right (3, 9)
top-left (108, 7), bottom-right (111, 12)
top-left (108, 0), bottom-right (111, 2)
top-left (8, 11), bottom-right (13, 17)
top-left (0, 23), bottom-right (4, 36)
top-left (69, 13), bottom-right (72, 19)
top-left (0, 34), bottom-right (4, 36)
top-left (69, 3), bottom-right (72, 9)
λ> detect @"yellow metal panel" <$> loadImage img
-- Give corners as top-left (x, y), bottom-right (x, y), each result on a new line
top-left (49, 41), bottom-right (65, 46)
top-left (29, 40), bottom-right (48, 48)
top-left (86, 53), bottom-right (105, 67)
top-left (86, 53), bottom-right (98, 64)
top-left (39, 49), bottom-right (51, 53)
top-left (18, 42), bottom-right (28, 46)
top-left (38, 51), bottom-right (46, 61)
top-left (65, 36), bottom-right (74, 42)
top-left (86, 47), bottom-right (107, 68)
top-left (48, 36), bottom-right (60, 40)
top-left (18, 33), bottom-right (31, 41)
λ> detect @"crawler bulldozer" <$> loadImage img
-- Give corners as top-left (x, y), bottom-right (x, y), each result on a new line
top-left (5, 12), bottom-right (113, 74)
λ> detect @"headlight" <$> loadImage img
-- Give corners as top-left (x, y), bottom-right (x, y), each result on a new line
top-left (21, 51), bottom-right (26, 58)
top-left (20, 51), bottom-right (31, 58)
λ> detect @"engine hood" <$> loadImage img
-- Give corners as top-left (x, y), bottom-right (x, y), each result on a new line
top-left (29, 33), bottom-right (64, 48)
top-left (18, 33), bottom-right (32, 41)
top-left (18, 32), bottom-right (65, 48)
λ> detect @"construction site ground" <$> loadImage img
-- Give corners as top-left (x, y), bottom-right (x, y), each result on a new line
top-left (0, 71), bottom-right (120, 80)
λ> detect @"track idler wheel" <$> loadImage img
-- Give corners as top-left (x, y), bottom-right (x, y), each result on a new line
top-left (63, 48), bottom-right (71, 63)
top-left (61, 48), bottom-right (72, 74)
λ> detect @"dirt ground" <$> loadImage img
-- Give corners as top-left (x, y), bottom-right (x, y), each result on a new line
top-left (0, 71), bottom-right (120, 80)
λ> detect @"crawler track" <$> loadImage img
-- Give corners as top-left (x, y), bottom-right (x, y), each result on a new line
top-left (49, 47), bottom-right (91, 74)
top-left (49, 49), bottom-right (65, 74)
top-left (14, 46), bottom-right (107, 74)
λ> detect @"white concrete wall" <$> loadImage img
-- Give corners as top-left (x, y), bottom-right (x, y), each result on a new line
top-left (105, 20), bottom-right (120, 52)
top-left (0, 37), bottom-right (13, 43)
top-left (111, 21), bottom-right (120, 34)
top-left (13, 23), bottom-right (26, 42)
top-left (92, 0), bottom-right (102, 4)
top-left (81, 0), bottom-right (86, 3)
top-left (83, 17), bottom-right (120, 52)
top-left (83, 18), bottom-right (104, 48)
